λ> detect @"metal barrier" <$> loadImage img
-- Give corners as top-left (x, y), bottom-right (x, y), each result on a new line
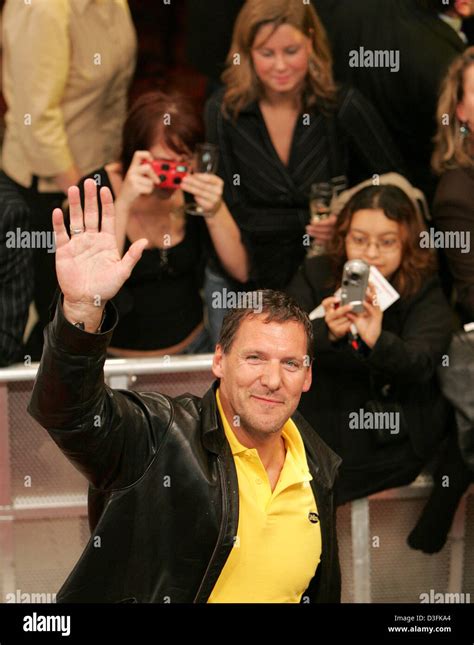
top-left (0, 357), bottom-right (472, 603)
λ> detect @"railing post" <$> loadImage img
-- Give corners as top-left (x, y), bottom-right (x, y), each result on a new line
top-left (351, 497), bottom-right (371, 603)
top-left (0, 383), bottom-right (16, 600)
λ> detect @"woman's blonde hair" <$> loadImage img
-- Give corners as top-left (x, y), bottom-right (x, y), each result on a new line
top-left (432, 46), bottom-right (474, 174)
top-left (221, 0), bottom-right (337, 119)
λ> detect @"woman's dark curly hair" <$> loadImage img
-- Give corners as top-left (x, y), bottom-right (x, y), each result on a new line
top-left (326, 185), bottom-right (436, 298)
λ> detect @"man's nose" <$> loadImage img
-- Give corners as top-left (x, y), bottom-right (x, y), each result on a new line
top-left (260, 361), bottom-right (282, 391)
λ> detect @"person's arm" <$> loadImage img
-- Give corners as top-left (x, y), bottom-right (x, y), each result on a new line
top-left (433, 175), bottom-right (474, 322)
top-left (337, 86), bottom-right (407, 181)
top-left (204, 201), bottom-right (249, 282)
top-left (364, 278), bottom-right (454, 384)
top-left (26, 180), bottom-right (166, 492)
top-left (181, 169), bottom-right (249, 282)
top-left (5, 1), bottom-right (81, 188)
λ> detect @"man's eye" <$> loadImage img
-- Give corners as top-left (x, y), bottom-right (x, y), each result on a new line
top-left (247, 355), bottom-right (261, 361)
top-left (285, 360), bottom-right (299, 370)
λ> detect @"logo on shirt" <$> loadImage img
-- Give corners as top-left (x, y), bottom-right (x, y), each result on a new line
top-left (308, 511), bottom-right (319, 524)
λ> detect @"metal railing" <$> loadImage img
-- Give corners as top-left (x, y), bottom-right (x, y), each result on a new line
top-left (0, 357), bottom-right (472, 603)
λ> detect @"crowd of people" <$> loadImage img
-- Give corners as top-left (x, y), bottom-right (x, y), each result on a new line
top-left (1, 0), bottom-right (474, 563)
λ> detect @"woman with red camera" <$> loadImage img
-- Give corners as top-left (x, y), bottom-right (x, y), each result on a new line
top-left (286, 184), bottom-right (453, 504)
top-left (77, 91), bottom-right (248, 356)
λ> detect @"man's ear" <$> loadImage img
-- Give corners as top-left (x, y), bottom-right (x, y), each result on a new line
top-left (212, 344), bottom-right (224, 379)
top-left (302, 362), bottom-right (312, 393)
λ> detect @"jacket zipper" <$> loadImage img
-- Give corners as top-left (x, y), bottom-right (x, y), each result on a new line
top-left (192, 456), bottom-right (230, 603)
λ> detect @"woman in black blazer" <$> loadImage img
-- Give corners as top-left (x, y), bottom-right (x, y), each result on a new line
top-left (286, 185), bottom-right (454, 504)
top-left (203, 0), bottom-right (405, 342)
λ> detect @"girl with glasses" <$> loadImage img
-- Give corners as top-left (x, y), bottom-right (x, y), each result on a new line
top-left (286, 184), bottom-right (454, 504)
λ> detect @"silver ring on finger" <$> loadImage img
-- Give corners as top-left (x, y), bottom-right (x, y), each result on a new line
top-left (71, 228), bottom-right (84, 236)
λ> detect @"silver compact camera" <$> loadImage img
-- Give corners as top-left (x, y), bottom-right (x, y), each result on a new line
top-left (341, 259), bottom-right (370, 314)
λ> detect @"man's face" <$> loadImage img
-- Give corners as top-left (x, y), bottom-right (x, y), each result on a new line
top-left (212, 316), bottom-right (312, 439)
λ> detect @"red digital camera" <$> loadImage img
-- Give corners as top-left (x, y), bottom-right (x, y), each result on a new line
top-left (143, 159), bottom-right (189, 190)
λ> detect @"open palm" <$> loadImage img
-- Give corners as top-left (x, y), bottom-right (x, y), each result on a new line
top-left (53, 179), bottom-right (148, 308)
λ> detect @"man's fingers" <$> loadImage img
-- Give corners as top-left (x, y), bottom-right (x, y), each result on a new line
top-left (84, 178), bottom-right (99, 231)
top-left (120, 238), bottom-right (149, 277)
top-left (52, 208), bottom-right (69, 248)
top-left (68, 185), bottom-right (84, 234)
top-left (99, 186), bottom-right (116, 236)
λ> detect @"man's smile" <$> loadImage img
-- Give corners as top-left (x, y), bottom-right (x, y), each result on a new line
top-left (250, 394), bottom-right (285, 405)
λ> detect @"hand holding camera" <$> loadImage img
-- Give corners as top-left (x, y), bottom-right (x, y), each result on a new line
top-left (324, 260), bottom-right (383, 346)
top-left (323, 295), bottom-right (354, 342)
top-left (346, 282), bottom-right (383, 348)
top-left (119, 150), bottom-right (160, 207)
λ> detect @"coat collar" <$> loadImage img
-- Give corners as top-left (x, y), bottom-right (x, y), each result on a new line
top-left (411, 2), bottom-right (467, 52)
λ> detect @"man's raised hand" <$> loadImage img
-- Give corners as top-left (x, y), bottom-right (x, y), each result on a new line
top-left (52, 178), bottom-right (148, 332)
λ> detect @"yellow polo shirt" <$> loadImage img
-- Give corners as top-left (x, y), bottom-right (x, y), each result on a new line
top-left (208, 389), bottom-right (322, 603)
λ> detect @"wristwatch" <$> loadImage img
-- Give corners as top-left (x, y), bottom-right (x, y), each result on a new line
top-left (73, 308), bottom-right (106, 334)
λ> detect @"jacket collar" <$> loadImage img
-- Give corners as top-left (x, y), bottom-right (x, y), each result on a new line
top-left (200, 381), bottom-right (228, 455)
top-left (410, 2), bottom-right (466, 51)
top-left (200, 381), bottom-right (342, 489)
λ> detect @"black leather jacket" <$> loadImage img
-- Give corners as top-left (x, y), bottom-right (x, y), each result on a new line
top-left (27, 296), bottom-right (342, 603)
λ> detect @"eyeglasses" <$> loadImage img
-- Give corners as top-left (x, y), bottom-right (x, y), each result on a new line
top-left (346, 231), bottom-right (401, 254)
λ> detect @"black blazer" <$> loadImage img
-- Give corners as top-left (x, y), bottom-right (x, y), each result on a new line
top-left (205, 85), bottom-right (405, 289)
top-left (286, 255), bottom-right (454, 504)
top-left (315, 0), bottom-right (467, 201)
top-left (433, 167), bottom-right (474, 324)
